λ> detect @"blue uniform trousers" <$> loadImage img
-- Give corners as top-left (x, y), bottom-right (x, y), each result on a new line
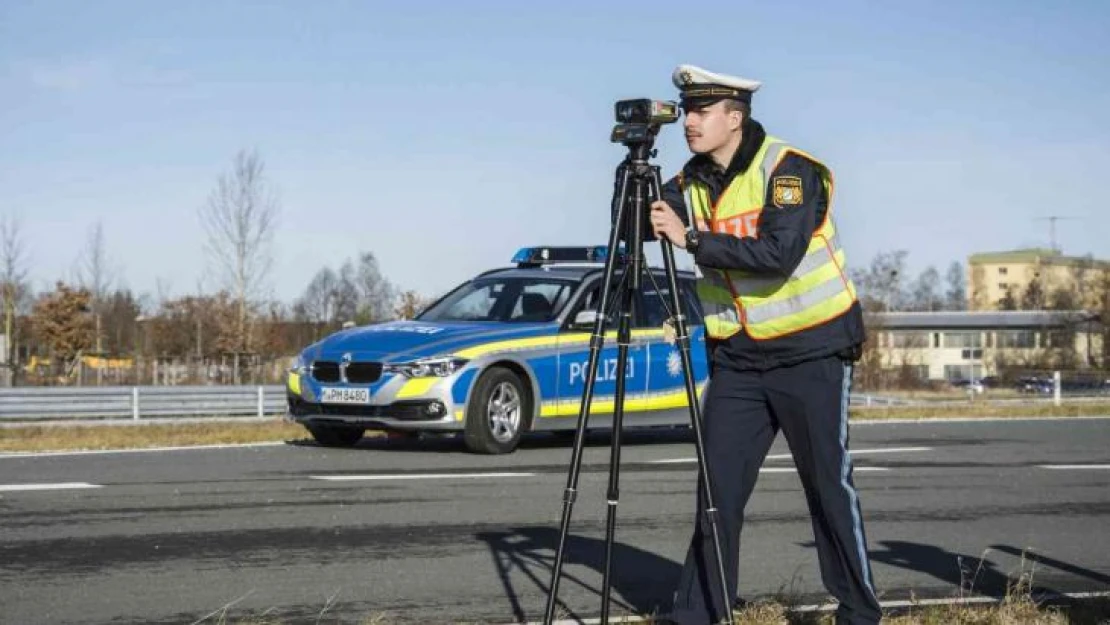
top-left (670, 355), bottom-right (882, 625)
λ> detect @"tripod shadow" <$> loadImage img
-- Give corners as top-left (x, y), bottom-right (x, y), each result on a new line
top-left (475, 525), bottom-right (682, 624)
top-left (865, 540), bottom-right (1071, 598)
top-left (987, 544), bottom-right (1110, 589)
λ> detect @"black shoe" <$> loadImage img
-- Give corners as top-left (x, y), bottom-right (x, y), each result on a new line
top-left (732, 597), bottom-right (751, 611)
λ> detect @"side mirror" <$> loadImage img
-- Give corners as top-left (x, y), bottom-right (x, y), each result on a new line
top-left (572, 310), bottom-right (599, 329)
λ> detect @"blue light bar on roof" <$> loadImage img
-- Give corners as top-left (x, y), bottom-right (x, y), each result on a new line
top-left (512, 246), bottom-right (614, 266)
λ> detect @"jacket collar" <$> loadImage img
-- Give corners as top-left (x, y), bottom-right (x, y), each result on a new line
top-left (682, 118), bottom-right (767, 185)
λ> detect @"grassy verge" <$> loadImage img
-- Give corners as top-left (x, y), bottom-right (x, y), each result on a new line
top-left (850, 401), bottom-right (1110, 421)
top-left (716, 594), bottom-right (1109, 624)
top-left (211, 594), bottom-right (1110, 624)
top-left (0, 419), bottom-right (310, 453)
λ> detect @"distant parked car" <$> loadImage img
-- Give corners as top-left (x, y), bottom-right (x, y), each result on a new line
top-left (950, 379), bottom-right (985, 394)
top-left (1015, 377), bottom-right (1053, 394)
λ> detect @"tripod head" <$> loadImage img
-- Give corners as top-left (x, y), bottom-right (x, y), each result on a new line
top-left (609, 99), bottom-right (679, 246)
top-left (610, 98), bottom-right (679, 153)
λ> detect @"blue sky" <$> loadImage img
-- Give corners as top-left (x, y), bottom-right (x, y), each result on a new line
top-left (2, 0), bottom-right (1108, 305)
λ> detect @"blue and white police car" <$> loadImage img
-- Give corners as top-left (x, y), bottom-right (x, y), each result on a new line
top-left (285, 246), bottom-right (709, 454)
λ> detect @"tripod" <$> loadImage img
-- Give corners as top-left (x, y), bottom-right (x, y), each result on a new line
top-left (542, 123), bottom-right (735, 625)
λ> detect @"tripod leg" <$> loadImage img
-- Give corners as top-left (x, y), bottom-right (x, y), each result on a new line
top-left (601, 276), bottom-right (635, 624)
top-left (543, 164), bottom-right (634, 625)
top-left (649, 171), bottom-right (736, 625)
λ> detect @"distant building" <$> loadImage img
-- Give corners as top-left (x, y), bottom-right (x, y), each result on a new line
top-left (968, 248), bottom-right (1110, 311)
top-left (871, 310), bottom-right (1103, 381)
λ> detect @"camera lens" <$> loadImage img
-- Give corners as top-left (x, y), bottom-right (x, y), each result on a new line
top-left (615, 99), bottom-right (649, 124)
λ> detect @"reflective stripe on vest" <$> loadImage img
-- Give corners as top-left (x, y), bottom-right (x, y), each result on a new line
top-left (684, 135), bottom-right (858, 340)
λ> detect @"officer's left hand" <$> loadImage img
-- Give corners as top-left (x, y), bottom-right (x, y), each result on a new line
top-left (650, 201), bottom-right (686, 249)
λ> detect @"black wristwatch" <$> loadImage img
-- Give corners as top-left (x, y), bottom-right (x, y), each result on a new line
top-left (684, 227), bottom-right (701, 255)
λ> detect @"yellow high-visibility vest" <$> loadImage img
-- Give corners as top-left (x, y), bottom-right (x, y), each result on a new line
top-left (684, 135), bottom-right (858, 340)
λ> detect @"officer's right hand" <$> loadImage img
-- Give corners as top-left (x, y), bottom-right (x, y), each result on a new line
top-left (650, 201), bottom-right (686, 248)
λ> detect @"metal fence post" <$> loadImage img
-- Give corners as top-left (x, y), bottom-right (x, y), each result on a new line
top-left (257, 386), bottom-right (264, 417)
top-left (132, 387), bottom-right (140, 420)
top-left (1054, 371), bottom-right (1062, 406)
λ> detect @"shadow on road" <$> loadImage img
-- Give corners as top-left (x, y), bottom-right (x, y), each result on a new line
top-left (475, 525), bottom-right (682, 624)
top-left (987, 544), bottom-right (1110, 589)
top-left (865, 540), bottom-right (1109, 599)
top-left (285, 427), bottom-right (696, 454)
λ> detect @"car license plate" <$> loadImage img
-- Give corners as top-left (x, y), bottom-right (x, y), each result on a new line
top-left (320, 387), bottom-right (371, 405)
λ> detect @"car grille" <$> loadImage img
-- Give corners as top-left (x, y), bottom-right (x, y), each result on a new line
top-left (346, 362), bottom-right (383, 383)
top-left (311, 361), bottom-right (383, 384)
top-left (312, 361), bottom-right (341, 382)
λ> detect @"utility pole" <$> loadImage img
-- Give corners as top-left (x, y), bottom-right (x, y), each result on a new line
top-left (1035, 216), bottom-right (1079, 253)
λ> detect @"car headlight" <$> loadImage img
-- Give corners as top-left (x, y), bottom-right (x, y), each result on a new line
top-left (387, 357), bottom-right (468, 378)
top-left (289, 354), bottom-right (307, 375)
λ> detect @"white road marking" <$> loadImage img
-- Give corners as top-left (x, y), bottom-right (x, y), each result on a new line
top-left (759, 467), bottom-right (888, 473)
top-left (854, 415), bottom-right (1110, 425)
top-left (1039, 464), bottom-right (1110, 470)
top-left (0, 441), bottom-right (285, 460)
top-left (311, 472), bottom-right (537, 481)
top-left (0, 482), bottom-right (103, 492)
top-left (649, 446), bottom-right (931, 464)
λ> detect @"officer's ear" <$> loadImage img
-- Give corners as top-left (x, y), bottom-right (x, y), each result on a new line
top-left (724, 99), bottom-right (747, 132)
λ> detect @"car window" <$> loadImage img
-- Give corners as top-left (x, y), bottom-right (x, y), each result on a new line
top-left (680, 278), bottom-right (704, 325)
top-left (418, 277), bottom-right (575, 323)
top-left (508, 282), bottom-right (573, 322)
top-left (565, 280), bottom-right (618, 330)
top-left (637, 276), bottom-right (703, 328)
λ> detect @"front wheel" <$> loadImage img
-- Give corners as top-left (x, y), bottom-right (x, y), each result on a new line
top-left (464, 367), bottom-right (529, 454)
top-left (305, 423), bottom-right (365, 447)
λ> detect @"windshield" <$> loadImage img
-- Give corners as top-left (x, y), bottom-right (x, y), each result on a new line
top-left (417, 277), bottom-right (576, 323)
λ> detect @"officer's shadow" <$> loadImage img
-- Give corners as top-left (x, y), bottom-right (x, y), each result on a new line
top-left (475, 526), bottom-right (681, 624)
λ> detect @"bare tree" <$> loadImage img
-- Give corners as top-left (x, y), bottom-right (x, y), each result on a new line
top-left (297, 267), bottom-right (340, 337)
top-left (77, 222), bottom-right (113, 384)
top-left (850, 250), bottom-right (907, 312)
top-left (1, 214), bottom-right (29, 385)
top-left (334, 260), bottom-right (361, 325)
top-left (908, 266), bottom-right (942, 312)
top-left (945, 261), bottom-right (967, 311)
top-left (1021, 279), bottom-right (1046, 310)
top-left (199, 149), bottom-right (280, 383)
top-left (353, 251), bottom-right (395, 324)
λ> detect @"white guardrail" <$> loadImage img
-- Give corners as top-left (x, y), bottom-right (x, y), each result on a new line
top-left (0, 385), bottom-right (1099, 422)
top-left (0, 385), bottom-right (896, 421)
top-left (0, 385), bottom-right (288, 421)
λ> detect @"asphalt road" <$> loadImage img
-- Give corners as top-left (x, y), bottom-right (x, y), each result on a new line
top-left (1, 418), bottom-right (1108, 625)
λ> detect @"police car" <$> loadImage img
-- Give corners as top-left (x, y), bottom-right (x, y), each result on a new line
top-left (285, 246), bottom-right (709, 454)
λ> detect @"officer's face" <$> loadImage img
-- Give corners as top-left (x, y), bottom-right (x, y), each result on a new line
top-left (683, 101), bottom-right (741, 155)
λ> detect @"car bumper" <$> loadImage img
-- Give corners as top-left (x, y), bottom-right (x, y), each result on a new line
top-left (285, 395), bottom-right (464, 432)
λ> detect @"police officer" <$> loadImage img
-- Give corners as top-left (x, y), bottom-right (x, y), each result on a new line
top-left (649, 64), bottom-right (882, 625)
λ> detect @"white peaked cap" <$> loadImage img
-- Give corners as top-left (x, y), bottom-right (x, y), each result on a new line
top-left (672, 64), bottom-right (762, 103)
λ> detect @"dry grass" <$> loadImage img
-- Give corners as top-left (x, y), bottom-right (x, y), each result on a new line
top-left (0, 418), bottom-right (310, 453)
top-left (210, 594), bottom-right (1110, 624)
top-left (194, 553), bottom-right (1109, 624)
top-left (850, 401), bottom-right (1110, 421)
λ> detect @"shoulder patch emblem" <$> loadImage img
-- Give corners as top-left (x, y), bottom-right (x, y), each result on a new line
top-left (772, 176), bottom-right (803, 207)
